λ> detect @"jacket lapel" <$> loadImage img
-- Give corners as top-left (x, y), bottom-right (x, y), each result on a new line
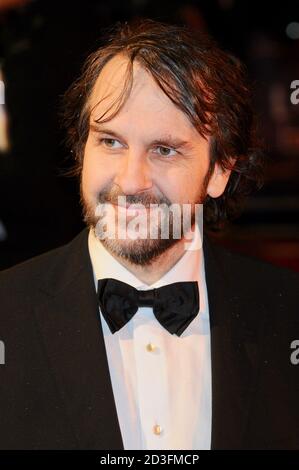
top-left (203, 234), bottom-right (263, 449)
top-left (34, 228), bottom-right (124, 449)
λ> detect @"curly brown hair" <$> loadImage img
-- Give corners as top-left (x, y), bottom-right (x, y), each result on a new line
top-left (61, 18), bottom-right (265, 229)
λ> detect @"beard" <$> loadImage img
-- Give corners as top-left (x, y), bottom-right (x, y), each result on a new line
top-left (80, 180), bottom-right (207, 266)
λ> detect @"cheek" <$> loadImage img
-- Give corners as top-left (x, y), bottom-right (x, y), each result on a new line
top-left (155, 165), bottom-right (206, 203)
top-left (82, 156), bottom-right (99, 192)
top-left (81, 141), bottom-right (111, 194)
top-left (81, 158), bottom-right (97, 197)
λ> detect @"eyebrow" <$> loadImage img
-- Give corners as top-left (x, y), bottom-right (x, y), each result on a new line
top-left (90, 123), bottom-right (192, 149)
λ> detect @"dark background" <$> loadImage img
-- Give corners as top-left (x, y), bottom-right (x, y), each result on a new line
top-left (0, 0), bottom-right (298, 271)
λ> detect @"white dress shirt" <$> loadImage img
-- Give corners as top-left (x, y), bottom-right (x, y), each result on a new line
top-left (88, 224), bottom-right (212, 450)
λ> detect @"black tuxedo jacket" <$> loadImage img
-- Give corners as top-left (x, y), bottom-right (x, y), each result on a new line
top-left (0, 228), bottom-right (298, 450)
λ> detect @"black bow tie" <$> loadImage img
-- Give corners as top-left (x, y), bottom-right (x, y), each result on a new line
top-left (97, 278), bottom-right (200, 336)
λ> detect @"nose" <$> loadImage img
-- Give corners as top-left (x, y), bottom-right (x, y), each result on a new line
top-left (114, 151), bottom-right (153, 195)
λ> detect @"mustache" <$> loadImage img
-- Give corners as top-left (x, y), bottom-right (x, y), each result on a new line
top-left (96, 191), bottom-right (172, 208)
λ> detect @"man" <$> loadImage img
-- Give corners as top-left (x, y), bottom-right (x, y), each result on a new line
top-left (0, 19), bottom-right (298, 450)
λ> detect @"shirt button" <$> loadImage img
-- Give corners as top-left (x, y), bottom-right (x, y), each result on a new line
top-left (153, 424), bottom-right (163, 435)
top-left (146, 343), bottom-right (156, 352)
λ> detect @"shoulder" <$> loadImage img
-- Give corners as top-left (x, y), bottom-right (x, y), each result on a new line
top-left (204, 234), bottom-right (299, 338)
top-left (0, 228), bottom-right (89, 294)
top-left (205, 235), bottom-right (299, 295)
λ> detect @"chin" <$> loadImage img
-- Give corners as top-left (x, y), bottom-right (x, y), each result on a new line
top-left (99, 235), bottom-right (180, 266)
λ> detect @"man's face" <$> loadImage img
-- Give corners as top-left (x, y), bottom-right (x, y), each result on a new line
top-left (81, 54), bottom-right (230, 265)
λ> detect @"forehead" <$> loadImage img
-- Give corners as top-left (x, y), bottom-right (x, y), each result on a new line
top-left (88, 53), bottom-right (195, 133)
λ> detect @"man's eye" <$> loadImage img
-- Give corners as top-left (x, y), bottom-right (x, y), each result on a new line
top-left (98, 139), bottom-right (177, 157)
top-left (99, 138), bottom-right (123, 148)
top-left (153, 146), bottom-right (177, 157)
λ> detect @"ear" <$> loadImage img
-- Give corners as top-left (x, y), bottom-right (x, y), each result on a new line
top-left (206, 161), bottom-right (234, 198)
